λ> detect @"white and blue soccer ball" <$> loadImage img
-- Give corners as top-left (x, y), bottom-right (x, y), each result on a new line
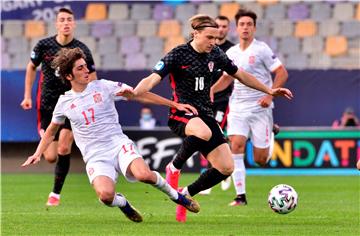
top-left (268, 184), bottom-right (298, 214)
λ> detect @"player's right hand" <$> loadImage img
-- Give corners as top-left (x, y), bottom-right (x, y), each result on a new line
top-left (20, 98), bottom-right (32, 110)
top-left (21, 154), bottom-right (41, 167)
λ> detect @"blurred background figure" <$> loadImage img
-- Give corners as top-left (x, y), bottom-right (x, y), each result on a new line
top-left (332, 107), bottom-right (360, 128)
top-left (139, 106), bottom-right (159, 130)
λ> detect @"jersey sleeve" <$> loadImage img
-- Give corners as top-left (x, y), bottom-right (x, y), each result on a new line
top-left (80, 43), bottom-right (96, 73)
top-left (217, 47), bottom-right (238, 76)
top-left (52, 97), bottom-right (66, 125)
top-left (30, 40), bottom-right (44, 67)
top-left (152, 48), bottom-right (178, 79)
top-left (261, 43), bottom-right (282, 72)
top-left (100, 79), bottom-right (131, 101)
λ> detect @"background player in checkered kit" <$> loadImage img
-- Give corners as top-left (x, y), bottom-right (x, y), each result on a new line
top-left (211, 9), bottom-right (289, 206)
top-left (132, 14), bottom-right (292, 205)
top-left (21, 47), bottom-right (200, 222)
top-left (20, 8), bottom-right (97, 207)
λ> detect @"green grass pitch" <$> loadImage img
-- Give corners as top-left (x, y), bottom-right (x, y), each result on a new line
top-left (2, 173), bottom-right (359, 235)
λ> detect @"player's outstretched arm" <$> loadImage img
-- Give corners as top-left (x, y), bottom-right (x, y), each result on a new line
top-left (132, 92), bottom-right (198, 115)
top-left (233, 68), bottom-right (293, 99)
top-left (21, 123), bottom-right (60, 167)
top-left (133, 73), bottom-right (162, 96)
top-left (210, 73), bottom-right (234, 102)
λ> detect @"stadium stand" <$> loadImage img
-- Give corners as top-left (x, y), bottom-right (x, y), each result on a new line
top-left (1, 1), bottom-right (359, 70)
top-left (24, 21), bottom-right (46, 38)
top-left (85, 3), bottom-right (108, 21)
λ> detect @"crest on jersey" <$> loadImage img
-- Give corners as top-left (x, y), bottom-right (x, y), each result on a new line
top-left (93, 93), bottom-right (102, 103)
top-left (208, 61), bottom-right (214, 72)
top-left (70, 103), bottom-right (76, 109)
top-left (249, 56), bottom-right (255, 64)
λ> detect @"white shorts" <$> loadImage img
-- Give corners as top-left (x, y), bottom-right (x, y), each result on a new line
top-left (85, 140), bottom-right (142, 184)
top-left (227, 109), bottom-right (273, 148)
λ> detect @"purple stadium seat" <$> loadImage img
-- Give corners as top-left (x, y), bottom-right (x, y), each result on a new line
top-left (91, 21), bottom-right (113, 38)
top-left (287, 3), bottom-right (309, 21)
top-left (120, 36), bottom-right (141, 55)
top-left (125, 53), bottom-right (147, 70)
top-left (153, 4), bottom-right (174, 21)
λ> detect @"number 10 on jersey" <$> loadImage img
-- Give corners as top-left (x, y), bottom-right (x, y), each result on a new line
top-left (195, 77), bottom-right (204, 91)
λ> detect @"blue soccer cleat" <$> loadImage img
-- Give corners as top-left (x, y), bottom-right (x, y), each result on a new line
top-left (173, 192), bottom-right (200, 213)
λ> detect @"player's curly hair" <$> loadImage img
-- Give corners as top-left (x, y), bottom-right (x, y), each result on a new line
top-left (51, 47), bottom-right (86, 87)
top-left (189, 14), bottom-right (218, 38)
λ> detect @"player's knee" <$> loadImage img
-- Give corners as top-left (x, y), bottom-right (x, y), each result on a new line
top-left (98, 189), bottom-right (115, 205)
top-left (57, 145), bottom-right (71, 155)
top-left (230, 141), bottom-right (245, 154)
top-left (216, 162), bottom-right (234, 176)
top-left (196, 129), bottom-right (212, 141)
top-left (254, 155), bottom-right (267, 167)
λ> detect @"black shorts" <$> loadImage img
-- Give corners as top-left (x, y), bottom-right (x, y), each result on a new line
top-left (38, 109), bottom-right (71, 141)
top-left (168, 111), bottom-right (227, 155)
top-left (212, 100), bottom-right (229, 130)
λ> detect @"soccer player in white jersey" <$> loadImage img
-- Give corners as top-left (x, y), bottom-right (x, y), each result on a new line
top-left (211, 9), bottom-right (289, 206)
top-left (21, 48), bottom-right (200, 222)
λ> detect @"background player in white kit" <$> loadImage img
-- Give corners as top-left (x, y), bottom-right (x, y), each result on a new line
top-left (22, 48), bottom-right (200, 222)
top-left (211, 9), bottom-right (289, 206)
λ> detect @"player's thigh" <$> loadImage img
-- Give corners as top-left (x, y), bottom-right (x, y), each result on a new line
top-left (127, 158), bottom-right (156, 183)
top-left (86, 158), bottom-right (117, 185)
top-left (117, 140), bottom-right (146, 183)
top-left (185, 117), bottom-right (212, 141)
top-left (249, 110), bottom-right (273, 149)
top-left (227, 113), bottom-right (250, 138)
top-left (207, 143), bottom-right (233, 175)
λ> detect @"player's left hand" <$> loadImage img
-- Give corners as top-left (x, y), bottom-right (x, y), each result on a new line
top-left (175, 103), bottom-right (198, 115)
top-left (258, 95), bottom-right (273, 108)
top-left (116, 87), bottom-right (135, 98)
top-left (270, 88), bottom-right (293, 99)
top-left (21, 154), bottom-right (41, 167)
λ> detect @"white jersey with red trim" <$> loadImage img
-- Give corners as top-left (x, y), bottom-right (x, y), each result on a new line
top-left (52, 79), bottom-right (131, 162)
top-left (226, 39), bottom-right (282, 113)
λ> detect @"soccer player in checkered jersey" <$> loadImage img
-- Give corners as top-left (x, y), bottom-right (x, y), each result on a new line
top-left (198, 15), bottom-right (235, 195)
top-left (211, 9), bottom-right (289, 206)
top-left (22, 47), bottom-right (200, 222)
top-left (132, 14), bottom-right (292, 209)
top-left (20, 8), bottom-right (97, 207)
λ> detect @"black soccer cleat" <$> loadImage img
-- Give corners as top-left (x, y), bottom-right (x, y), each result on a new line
top-left (118, 194), bottom-right (143, 223)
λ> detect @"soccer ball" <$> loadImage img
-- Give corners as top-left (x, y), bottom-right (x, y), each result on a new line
top-left (268, 184), bottom-right (298, 214)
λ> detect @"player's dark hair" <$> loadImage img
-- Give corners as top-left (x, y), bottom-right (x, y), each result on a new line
top-left (51, 47), bottom-right (86, 86)
top-left (189, 14), bottom-right (218, 38)
top-left (56, 8), bottom-right (74, 18)
top-left (235, 9), bottom-right (257, 26)
top-left (215, 15), bottom-right (230, 23)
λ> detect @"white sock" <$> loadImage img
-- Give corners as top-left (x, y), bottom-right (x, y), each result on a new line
top-left (49, 192), bottom-right (60, 199)
top-left (153, 171), bottom-right (178, 200)
top-left (99, 194), bottom-right (127, 207)
top-left (231, 153), bottom-right (246, 195)
top-left (181, 186), bottom-right (189, 195)
top-left (110, 194), bottom-right (127, 207)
